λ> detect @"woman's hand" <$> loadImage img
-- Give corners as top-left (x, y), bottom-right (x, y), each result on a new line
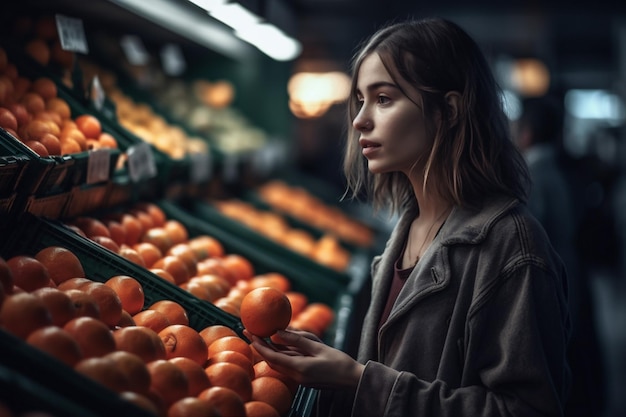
top-left (245, 329), bottom-right (364, 390)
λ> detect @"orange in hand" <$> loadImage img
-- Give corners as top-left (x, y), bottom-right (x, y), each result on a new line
top-left (240, 287), bottom-right (291, 338)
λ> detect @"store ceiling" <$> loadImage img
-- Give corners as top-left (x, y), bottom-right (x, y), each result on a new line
top-left (8, 0), bottom-right (626, 92)
top-left (290, 0), bottom-right (626, 91)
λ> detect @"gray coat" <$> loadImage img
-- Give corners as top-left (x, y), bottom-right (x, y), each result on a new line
top-left (318, 196), bottom-right (571, 417)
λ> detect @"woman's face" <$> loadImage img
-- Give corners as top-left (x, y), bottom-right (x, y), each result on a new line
top-left (353, 53), bottom-right (432, 176)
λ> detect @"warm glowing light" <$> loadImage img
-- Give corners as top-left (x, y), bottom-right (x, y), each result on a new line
top-left (511, 59), bottom-right (550, 97)
top-left (287, 72), bottom-right (351, 118)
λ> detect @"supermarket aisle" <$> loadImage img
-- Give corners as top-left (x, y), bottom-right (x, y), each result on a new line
top-left (590, 267), bottom-right (626, 417)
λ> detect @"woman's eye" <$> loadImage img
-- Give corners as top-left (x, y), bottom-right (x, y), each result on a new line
top-left (377, 95), bottom-right (390, 104)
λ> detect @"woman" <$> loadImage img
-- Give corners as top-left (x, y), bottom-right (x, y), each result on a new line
top-left (246, 17), bottom-right (571, 417)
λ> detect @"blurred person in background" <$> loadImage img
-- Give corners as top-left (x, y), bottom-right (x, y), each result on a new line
top-left (515, 95), bottom-right (606, 417)
top-left (247, 17), bottom-right (571, 417)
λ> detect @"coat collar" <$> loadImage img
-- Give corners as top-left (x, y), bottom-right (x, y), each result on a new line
top-left (372, 195), bottom-right (521, 336)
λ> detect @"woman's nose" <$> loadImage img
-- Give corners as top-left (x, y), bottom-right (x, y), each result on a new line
top-left (353, 110), bottom-right (372, 131)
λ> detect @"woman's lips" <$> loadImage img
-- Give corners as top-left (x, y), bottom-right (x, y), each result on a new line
top-left (360, 139), bottom-right (380, 157)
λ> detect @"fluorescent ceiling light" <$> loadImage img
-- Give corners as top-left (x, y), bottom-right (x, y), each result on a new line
top-left (210, 2), bottom-right (261, 30)
top-left (236, 23), bottom-right (302, 61)
top-left (187, 0), bottom-right (227, 12)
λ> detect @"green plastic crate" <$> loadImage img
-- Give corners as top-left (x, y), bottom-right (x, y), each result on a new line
top-left (0, 212), bottom-right (243, 334)
top-left (0, 332), bottom-right (154, 417)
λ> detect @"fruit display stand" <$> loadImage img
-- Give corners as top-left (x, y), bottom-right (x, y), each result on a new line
top-left (0, 330), bottom-right (155, 417)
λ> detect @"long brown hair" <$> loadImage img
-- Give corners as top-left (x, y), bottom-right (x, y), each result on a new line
top-left (343, 18), bottom-right (530, 213)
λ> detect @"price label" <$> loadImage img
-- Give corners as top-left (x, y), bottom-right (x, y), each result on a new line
top-left (120, 35), bottom-right (150, 66)
top-left (89, 75), bottom-right (105, 111)
top-left (189, 152), bottom-right (212, 184)
top-left (160, 43), bottom-right (186, 76)
top-left (127, 142), bottom-right (157, 182)
top-left (55, 14), bottom-right (89, 54)
top-left (87, 148), bottom-right (111, 184)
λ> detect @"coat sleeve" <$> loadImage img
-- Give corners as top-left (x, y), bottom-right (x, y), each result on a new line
top-left (349, 262), bottom-right (571, 417)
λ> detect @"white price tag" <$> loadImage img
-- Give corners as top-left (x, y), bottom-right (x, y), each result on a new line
top-left (190, 152), bottom-right (212, 184)
top-left (127, 142), bottom-right (157, 182)
top-left (90, 75), bottom-right (105, 111)
top-left (160, 43), bottom-right (186, 76)
top-left (55, 14), bottom-right (89, 54)
top-left (120, 35), bottom-right (150, 66)
top-left (87, 148), bottom-right (111, 184)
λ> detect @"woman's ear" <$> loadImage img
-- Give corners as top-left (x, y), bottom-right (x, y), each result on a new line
top-left (444, 91), bottom-right (461, 124)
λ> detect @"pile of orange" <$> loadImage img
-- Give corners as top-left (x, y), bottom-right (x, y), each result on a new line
top-left (0, 45), bottom-right (118, 157)
top-left (65, 202), bottom-right (335, 338)
top-left (0, 245), bottom-right (302, 416)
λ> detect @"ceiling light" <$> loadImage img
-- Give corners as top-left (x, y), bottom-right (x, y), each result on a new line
top-left (235, 23), bottom-right (301, 61)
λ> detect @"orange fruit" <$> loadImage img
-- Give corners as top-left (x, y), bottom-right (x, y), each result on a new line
top-left (150, 268), bottom-right (176, 285)
top-left (105, 219), bottom-right (127, 247)
top-left (293, 303), bottom-right (334, 336)
top-left (130, 209), bottom-right (156, 232)
top-left (253, 360), bottom-right (298, 395)
top-left (167, 244), bottom-right (198, 277)
top-left (163, 220), bottom-right (188, 245)
top-left (0, 292), bottom-right (52, 339)
top-left (221, 254), bottom-right (255, 284)
top-left (149, 300), bottom-right (189, 326)
top-left (285, 292), bottom-right (308, 320)
top-left (188, 236), bottom-right (224, 260)
top-left (240, 287), bottom-right (292, 338)
top-left (35, 246), bottom-right (86, 286)
top-left (105, 275), bottom-right (145, 315)
top-left (119, 213), bottom-right (144, 246)
top-left (167, 397), bottom-right (221, 417)
top-left (116, 309), bottom-right (136, 328)
top-left (142, 228), bottom-right (174, 255)
top-left (195, 258), bottom-right (232, 282)
top-left (105, 350), bottom-right (152, 396)
top-left (251, 376), bottom-right (293, 415)
top-left (60, 127), bottom-right (87, 151)
top-left (147, 359), bottom-right (189, 408)
top-left (39, 133), bottom-right (62, 155)
top-left (26, 325), bottom-right (83, 367)
top-left (184, 279), bottom-right (222, 303)
top-left (152, 256), bottom-right (190, 285)
top-left (213, 297), bottom-right (241, 317)
top-left (132, 309), bottom-right (171, 333)
top-left (92, 235), bottom-right (121, 253)
top-left (21, 92), bottom-right (46, 114)
top-left (25, 140), bottom-right (50, 157)
top-left (118, 246), bottom-right (146, 267)
top-left (84, 282), bottom-right (123, 327)
top-left (51, 40), bottom-right (75, 69)
top-left (98, 132), bottom-right (118, 149)
top-left (199, 325), bottom-right (238, 349)
top-left (204, 362), bottom-right (252, 402)
top-left (31, 77), bottom-right (57, 101)
top-left (114, 325), bottom-right (167, 363)
top-left (0, 257), bottom-right (14, 295)
top-left (249, 273), bottom-right (291, 292)
top-left (72, 217), bottom-right (111, 239)
top-left (120, 391), bottom-right (161, 416)
top-left (59, 137), bottom-right (82, 154)
top-left (75, 114), bottom-right (102, 139)
top-left (133, 242), bottom-right (163, 268)
top-left (57, 277), bottom-right (92, 291)
top-left (0, 107), bottom-right (18, 132)
top-left (159, 324), bottom-right (208, 366)
top-left (208, 336), bottom-right (253, 362)
top-left (135, 202), bottom-right (167, 227)
top-left (244, 401), bottom-right (280, 417)
top-left (6, 255), bottom-right (51, 292)
top-left (198, 386), bottom-right (246, 417)
top-left (64, 316), bottom-right (116, 358)
top-left (63, 288), bottom-right (101, 319)
top-left (169, 356), bottom-right (211, 396)
top-left (32, 287), bottom-right (77, 326)
top-left (207, 350), bottom-right (254, 380)
top-left (46, 97), bottom-right (71, 120)
top-left (75, 356), bottom-right (131, 393)
top-left (120, 391), bottom-right (160, 416)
